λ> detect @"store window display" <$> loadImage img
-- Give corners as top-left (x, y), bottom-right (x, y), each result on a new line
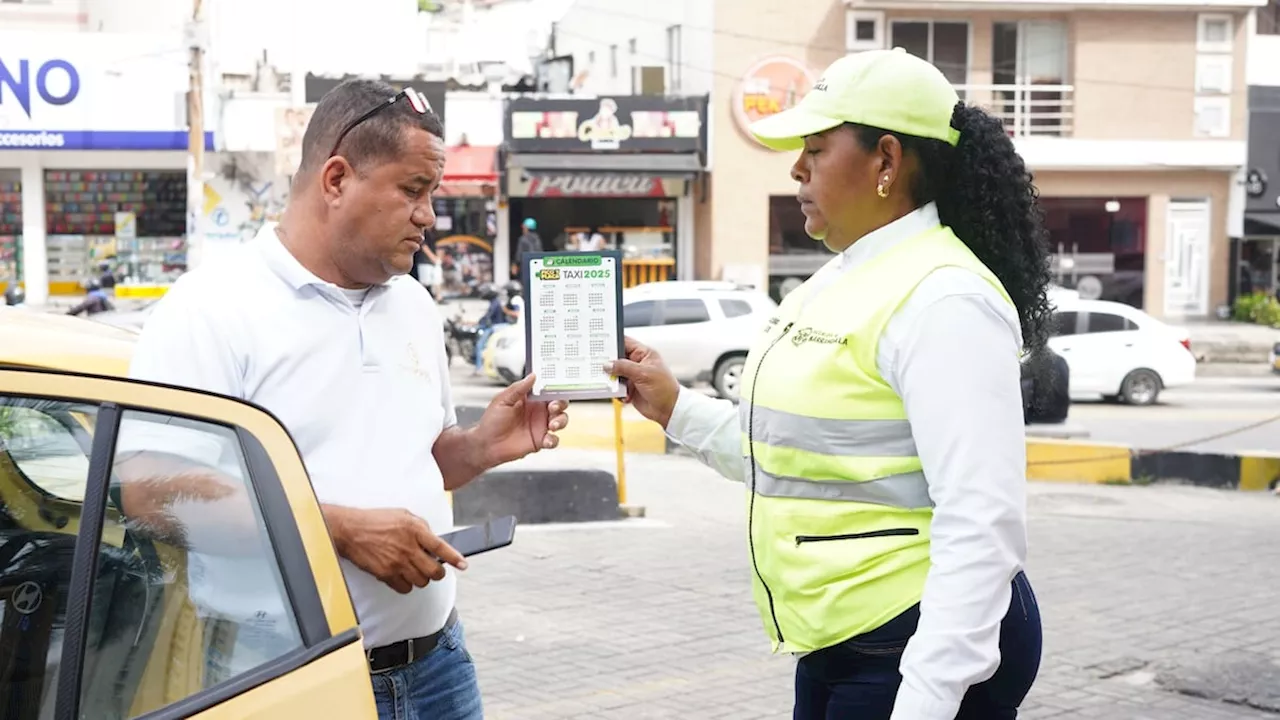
top-left (432, 197), bottom-right (497, 299)
top-left (0, 170), bottom-right (20, 290)
top-left (43, 170), bottom-right (187, 293)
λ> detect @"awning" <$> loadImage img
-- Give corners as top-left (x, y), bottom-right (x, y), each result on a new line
top-left (507, 153), bottom-right (703, 173)
top-left (1245, 213), bottom-right (1280, 235)
top-left (441, 145), bottom-right (498, 196)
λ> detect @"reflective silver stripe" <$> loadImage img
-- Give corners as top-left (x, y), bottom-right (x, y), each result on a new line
top-left (752, 467), bottom-right (934, 509)
top-left (741, 404), bottom-right (917, 457)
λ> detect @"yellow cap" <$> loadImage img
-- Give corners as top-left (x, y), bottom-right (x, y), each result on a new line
top-left (749, 48), bottom-right (962, 151)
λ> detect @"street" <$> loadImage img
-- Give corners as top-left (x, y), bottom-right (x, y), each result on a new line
top-left (1071, 375), bottom-right (1280, 454)
top-left (459, 449), bottom-right (1280, 720)
top-left (453, 366), bottom-right (1280, 456)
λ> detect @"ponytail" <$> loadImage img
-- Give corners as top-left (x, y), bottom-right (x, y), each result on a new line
top-left (848, 104), bottom-right (1055, 359)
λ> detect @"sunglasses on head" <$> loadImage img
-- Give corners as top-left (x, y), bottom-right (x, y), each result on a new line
top-left (328, 87), bottom-right (433, 159)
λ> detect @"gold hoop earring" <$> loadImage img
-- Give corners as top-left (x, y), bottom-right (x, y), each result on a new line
top-left (876, 183), bottom-right (889, 199)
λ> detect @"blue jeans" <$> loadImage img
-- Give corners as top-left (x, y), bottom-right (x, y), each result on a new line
top-left (474, 323), bottom-right (507, 370)
top-left (794, 571), bottom-right (1042, 719)
top-left (370, 620), bottom-right (483, 720)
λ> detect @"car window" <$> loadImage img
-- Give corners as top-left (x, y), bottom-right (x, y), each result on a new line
top-left (1050, 311), bottom-right (1079, 337)
top-left (623, 300), bottom-right (656, 328)
top-left (1084, 312), bottom-right (1136, 333)
top-left (660, 298), bottom-right (711, 326)
top-left (719, 298), bottom-right (753, 319)
top-left (0, 395), bottom-right (305, 720)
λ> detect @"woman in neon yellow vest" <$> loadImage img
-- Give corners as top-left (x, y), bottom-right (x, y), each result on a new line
top-left (607, 49), bottom-right (1050, 720)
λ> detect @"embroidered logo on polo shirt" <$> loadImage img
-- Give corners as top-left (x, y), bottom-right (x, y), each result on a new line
top-left (790, 327), bottom-right (847, 347)
top-left (402, 343), bottom-right (433, 380)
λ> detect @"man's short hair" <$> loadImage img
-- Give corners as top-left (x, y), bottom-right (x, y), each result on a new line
top-left (297, 78), bottom-right (444, 177)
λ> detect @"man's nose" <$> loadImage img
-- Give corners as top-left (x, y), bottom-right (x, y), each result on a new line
top-left (413, 202), bottom-right (436, 229)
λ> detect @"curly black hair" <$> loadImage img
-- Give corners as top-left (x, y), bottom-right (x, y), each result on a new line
top-left (848, 103), bottom-right (1055, 362)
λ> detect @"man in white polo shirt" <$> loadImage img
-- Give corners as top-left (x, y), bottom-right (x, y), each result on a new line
top-left (125, 79), bottom-right (567, 720)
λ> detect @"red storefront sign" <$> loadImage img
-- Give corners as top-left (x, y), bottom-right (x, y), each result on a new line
top-left (525, 172), bottom-right (666, 198)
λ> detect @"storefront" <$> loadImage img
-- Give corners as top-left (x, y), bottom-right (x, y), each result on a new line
top-left (0, 169), bottom-right (20, 292)
top-left (1238, 86), bottom-right (1280, 302)
top-left (499, 95), bottom-right (708, 287)
top-left (434, 144), bottom-right (499, 299)
top-left (0, 31), bottom-right (212, 304)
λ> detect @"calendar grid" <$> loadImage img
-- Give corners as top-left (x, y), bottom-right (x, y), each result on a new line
top-left (525, 253), bottom-right (624, 400)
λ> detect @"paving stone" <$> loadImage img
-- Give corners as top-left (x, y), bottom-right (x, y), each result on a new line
top-left (457, 450), bottom-right (1280, 718)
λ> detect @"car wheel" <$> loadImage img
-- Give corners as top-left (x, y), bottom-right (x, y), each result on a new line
top-left (1119, 369), bottom-right (1162, 405)
top-left (713, 356), bottom-right (746, 401)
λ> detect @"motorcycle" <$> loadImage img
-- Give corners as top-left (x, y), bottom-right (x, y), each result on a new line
top-left (444, 312), bottom-right (481, 367)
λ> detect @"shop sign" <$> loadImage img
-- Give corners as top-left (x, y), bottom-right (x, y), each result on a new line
top-left (0, 32), bottom-right (211, 151)
top-left (505, 95), bottom-right (707, 155)
top-left (0, 58), bottom-right (80, 118)
top-left (529, 173), bottom-right (662, 197)
top-left (511, 171), bottom-right (685, 198)
top-left (1246, 169), bottom-right (1267, 199)
top-left (732, 56), bottom-right (816, 147)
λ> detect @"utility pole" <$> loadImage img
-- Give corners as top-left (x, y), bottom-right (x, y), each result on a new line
top-left (185, 0), bottom-right (206, 271)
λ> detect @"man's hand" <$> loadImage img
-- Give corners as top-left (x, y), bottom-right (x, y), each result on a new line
top-left (473, 374), bottom-right (569, 467)
top-left (324, 505), bottom-right (467, 594)
top-left (604, 336), bottom-right (681, 429)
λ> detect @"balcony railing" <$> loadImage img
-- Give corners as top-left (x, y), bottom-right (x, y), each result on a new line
top-left (954, 84), bottom-right (1075, 138)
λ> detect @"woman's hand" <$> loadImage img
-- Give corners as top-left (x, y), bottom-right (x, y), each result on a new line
top-left (605, 337), bottom-right (681, 429)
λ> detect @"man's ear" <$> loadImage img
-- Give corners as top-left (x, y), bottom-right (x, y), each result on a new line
top-left (319, 156), bottom-right (353, 206)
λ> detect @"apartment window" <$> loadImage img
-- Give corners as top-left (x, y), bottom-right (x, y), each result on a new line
top-left (629, 38), bottom-right (637, 55)
top-left (1261, 0), bottom-right (1280, 35)
top-left (992, 20), bottom-right (1071, 136)
top-left (1197, 14), bottom-right (1233, 53)
top-left (847, 10), bottom-right (885, 52)
top-left (889, 21), bottom-right (969, 84)
top-left (1195, 54), bottom-right (1233, 94)
top-left (610, 44), bottom-right (618, 79)
top-left (1194, 96), bottom-right (1231, 137)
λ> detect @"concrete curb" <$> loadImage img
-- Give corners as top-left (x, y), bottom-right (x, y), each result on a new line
top-left (1026, 439), bottom-right (1280, 491)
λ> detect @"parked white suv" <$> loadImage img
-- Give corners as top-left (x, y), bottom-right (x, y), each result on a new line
top-left (622, 282), bottom-right (777, 399)
top-left (488, 281), bottom-right (776, 399)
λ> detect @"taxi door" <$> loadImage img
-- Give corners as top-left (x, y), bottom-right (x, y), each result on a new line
top-left (0, 368), bottom-right (376, 720)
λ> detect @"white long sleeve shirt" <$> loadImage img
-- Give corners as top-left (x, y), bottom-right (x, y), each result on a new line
top-left (665, 203), bottom-right (1029, 720)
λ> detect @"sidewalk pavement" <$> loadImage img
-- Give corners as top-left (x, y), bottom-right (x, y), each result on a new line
top-left (1182, 322), bottom-right (1280, 364)
top-left (458, 449), bottom-right (1280, 719)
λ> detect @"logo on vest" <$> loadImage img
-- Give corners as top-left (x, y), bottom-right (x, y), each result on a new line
top-left (790, 327), bottom-right (847, 347)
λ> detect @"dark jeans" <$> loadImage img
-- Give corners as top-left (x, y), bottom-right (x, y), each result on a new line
top-left (794, 571), bottom-right (1042, 720)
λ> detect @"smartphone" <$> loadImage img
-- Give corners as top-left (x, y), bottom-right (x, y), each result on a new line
top-left (439, 515), bottom-right (517, 558)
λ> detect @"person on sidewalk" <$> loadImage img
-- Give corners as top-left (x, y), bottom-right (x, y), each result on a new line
top-left (125, 79), bottom-right (569, 720)
top-left (514, 217), bottom-right (542, 281)
top-left (608, 49), bottom-right (1047, 720)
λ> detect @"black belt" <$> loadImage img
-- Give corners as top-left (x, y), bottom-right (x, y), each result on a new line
top-left (367, 609), bottom-right (459, 674)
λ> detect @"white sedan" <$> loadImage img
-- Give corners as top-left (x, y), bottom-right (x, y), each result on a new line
top-left (1048, 296), bottom-right (1197, 405)
top-left (488, 281), bottom-right (777, 400)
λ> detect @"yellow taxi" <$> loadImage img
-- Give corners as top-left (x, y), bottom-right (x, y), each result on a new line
top-left (0, 308), bottom-right (378, 718)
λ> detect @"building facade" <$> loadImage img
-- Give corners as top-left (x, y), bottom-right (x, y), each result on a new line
top-left (498, 94), bottom-right (708, 286)
top-left (705, 0), bottom-right (1261, 319)
top-left (0, 0), bottom-right (521, 302)
top-left (0, 27), bottom-right (213, 303)
top-left (1239, 1), bottom-right (1280, 301)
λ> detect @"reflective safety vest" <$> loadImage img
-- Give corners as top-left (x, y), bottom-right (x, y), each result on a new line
top-left (738, 224), bottom-right (1016, 653)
